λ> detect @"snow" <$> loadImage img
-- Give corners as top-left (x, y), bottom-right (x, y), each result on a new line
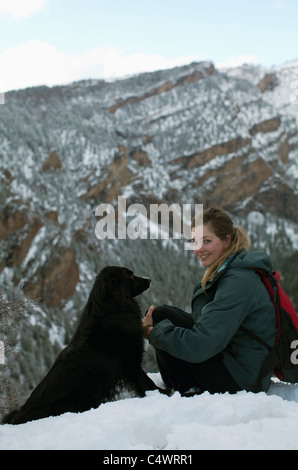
top-left (1, 374), bottom-right (298, 450)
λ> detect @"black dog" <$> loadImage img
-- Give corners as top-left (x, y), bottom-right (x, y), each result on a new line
top-left (3, 266), bottom-right (164, 425)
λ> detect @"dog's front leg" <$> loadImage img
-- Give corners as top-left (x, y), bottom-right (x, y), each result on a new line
top-left (135, 369), bottom-right (172, 396)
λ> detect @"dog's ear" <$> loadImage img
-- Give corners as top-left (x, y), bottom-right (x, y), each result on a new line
top-left (109, 276), bottom-right (128, 301)
top-left (97, 274), bottom-right (113, 299)
top-left (106, 276), bottom-right (118, 296)
top-left (98, 274), bottom-right (127, 301)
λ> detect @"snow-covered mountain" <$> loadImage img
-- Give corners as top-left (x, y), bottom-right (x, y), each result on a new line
top-left (0, 59), bottom-right (298, 410)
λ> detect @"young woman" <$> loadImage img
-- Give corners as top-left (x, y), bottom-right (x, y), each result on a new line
top-left (143, 207), bottom-right (278, 394)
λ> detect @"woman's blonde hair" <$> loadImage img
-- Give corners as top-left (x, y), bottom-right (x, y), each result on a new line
top-left (192, 207), bottom-right (250, 290)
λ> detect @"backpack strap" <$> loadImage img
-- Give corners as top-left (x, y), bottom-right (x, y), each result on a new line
top-left (239, 325), bottom-right (272, 352)
top-left (238, 268), bottom-right (277, 352)
top-left (207, 259), bottom-right (274, 353)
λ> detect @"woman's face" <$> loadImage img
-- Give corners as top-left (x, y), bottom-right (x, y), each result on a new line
top-left (192, 223), bottom-right (231, 268)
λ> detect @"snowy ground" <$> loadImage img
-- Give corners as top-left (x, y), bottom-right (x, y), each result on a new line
top-left (1, 374), bottom-right (298, 451)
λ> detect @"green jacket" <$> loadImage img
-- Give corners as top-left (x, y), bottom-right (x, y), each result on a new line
top-left (149, 250), bottom-right (278, 392)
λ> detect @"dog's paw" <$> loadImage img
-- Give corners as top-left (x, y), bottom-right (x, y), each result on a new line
top-left (157, 386), bottom-right (174, 397)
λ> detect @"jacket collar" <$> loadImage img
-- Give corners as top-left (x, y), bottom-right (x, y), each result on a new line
top-left (193, 251), bottom-right (246, 299)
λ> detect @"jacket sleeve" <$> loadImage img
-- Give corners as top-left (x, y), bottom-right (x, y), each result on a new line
top-left (148, 270), bottom-right (257, 363)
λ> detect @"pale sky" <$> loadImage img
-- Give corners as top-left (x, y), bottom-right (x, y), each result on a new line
top-left (0, 0), bottom-right (297, 93)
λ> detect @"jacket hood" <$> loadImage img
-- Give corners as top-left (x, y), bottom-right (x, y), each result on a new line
top-left (229, 250), bottom-right (273, 272)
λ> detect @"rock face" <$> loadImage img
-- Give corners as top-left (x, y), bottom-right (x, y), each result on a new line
top-left (258, 73), bottom-right (279, 92)
top-left (249, 116), bottom-right (281, 135)
top-left (172, 137), bottom-right (253, 168)
top-left (42, 151), bottom-right (62, 171)
top-left (0, 206), bottom-right (43, 269)
top-left (0, 59), bottom-right (298, 309)
top-left (24, 247), bottom-right (79, 307)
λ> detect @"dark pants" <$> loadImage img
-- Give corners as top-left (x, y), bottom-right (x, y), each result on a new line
top-left (152, 306), bottom-right (242, 395)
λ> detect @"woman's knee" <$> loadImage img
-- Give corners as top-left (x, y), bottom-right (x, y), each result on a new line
top-left (152, 306), bottom-right (171, 325)
top-left (152, 305), bottom-right (194, 328)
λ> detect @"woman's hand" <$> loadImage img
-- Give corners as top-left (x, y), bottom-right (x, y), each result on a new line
top-left (142, 305), bottom-right (155, 338)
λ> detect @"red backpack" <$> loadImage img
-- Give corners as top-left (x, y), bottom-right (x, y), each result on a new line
top-left (240, 268), bottom-right (298, 387)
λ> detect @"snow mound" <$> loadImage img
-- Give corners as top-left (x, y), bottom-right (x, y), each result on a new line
top-left (1, 375), bottom-right (298, 450)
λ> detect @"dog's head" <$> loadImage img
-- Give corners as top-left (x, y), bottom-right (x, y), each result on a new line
top-left (95, 266), bottom-right (151, 303)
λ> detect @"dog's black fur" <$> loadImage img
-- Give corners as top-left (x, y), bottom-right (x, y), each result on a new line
top-left (3, 266), bottom-right (163, 425)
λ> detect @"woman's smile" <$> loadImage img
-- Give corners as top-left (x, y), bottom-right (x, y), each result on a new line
top-left (192, 223), bottom-right (231, 268)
